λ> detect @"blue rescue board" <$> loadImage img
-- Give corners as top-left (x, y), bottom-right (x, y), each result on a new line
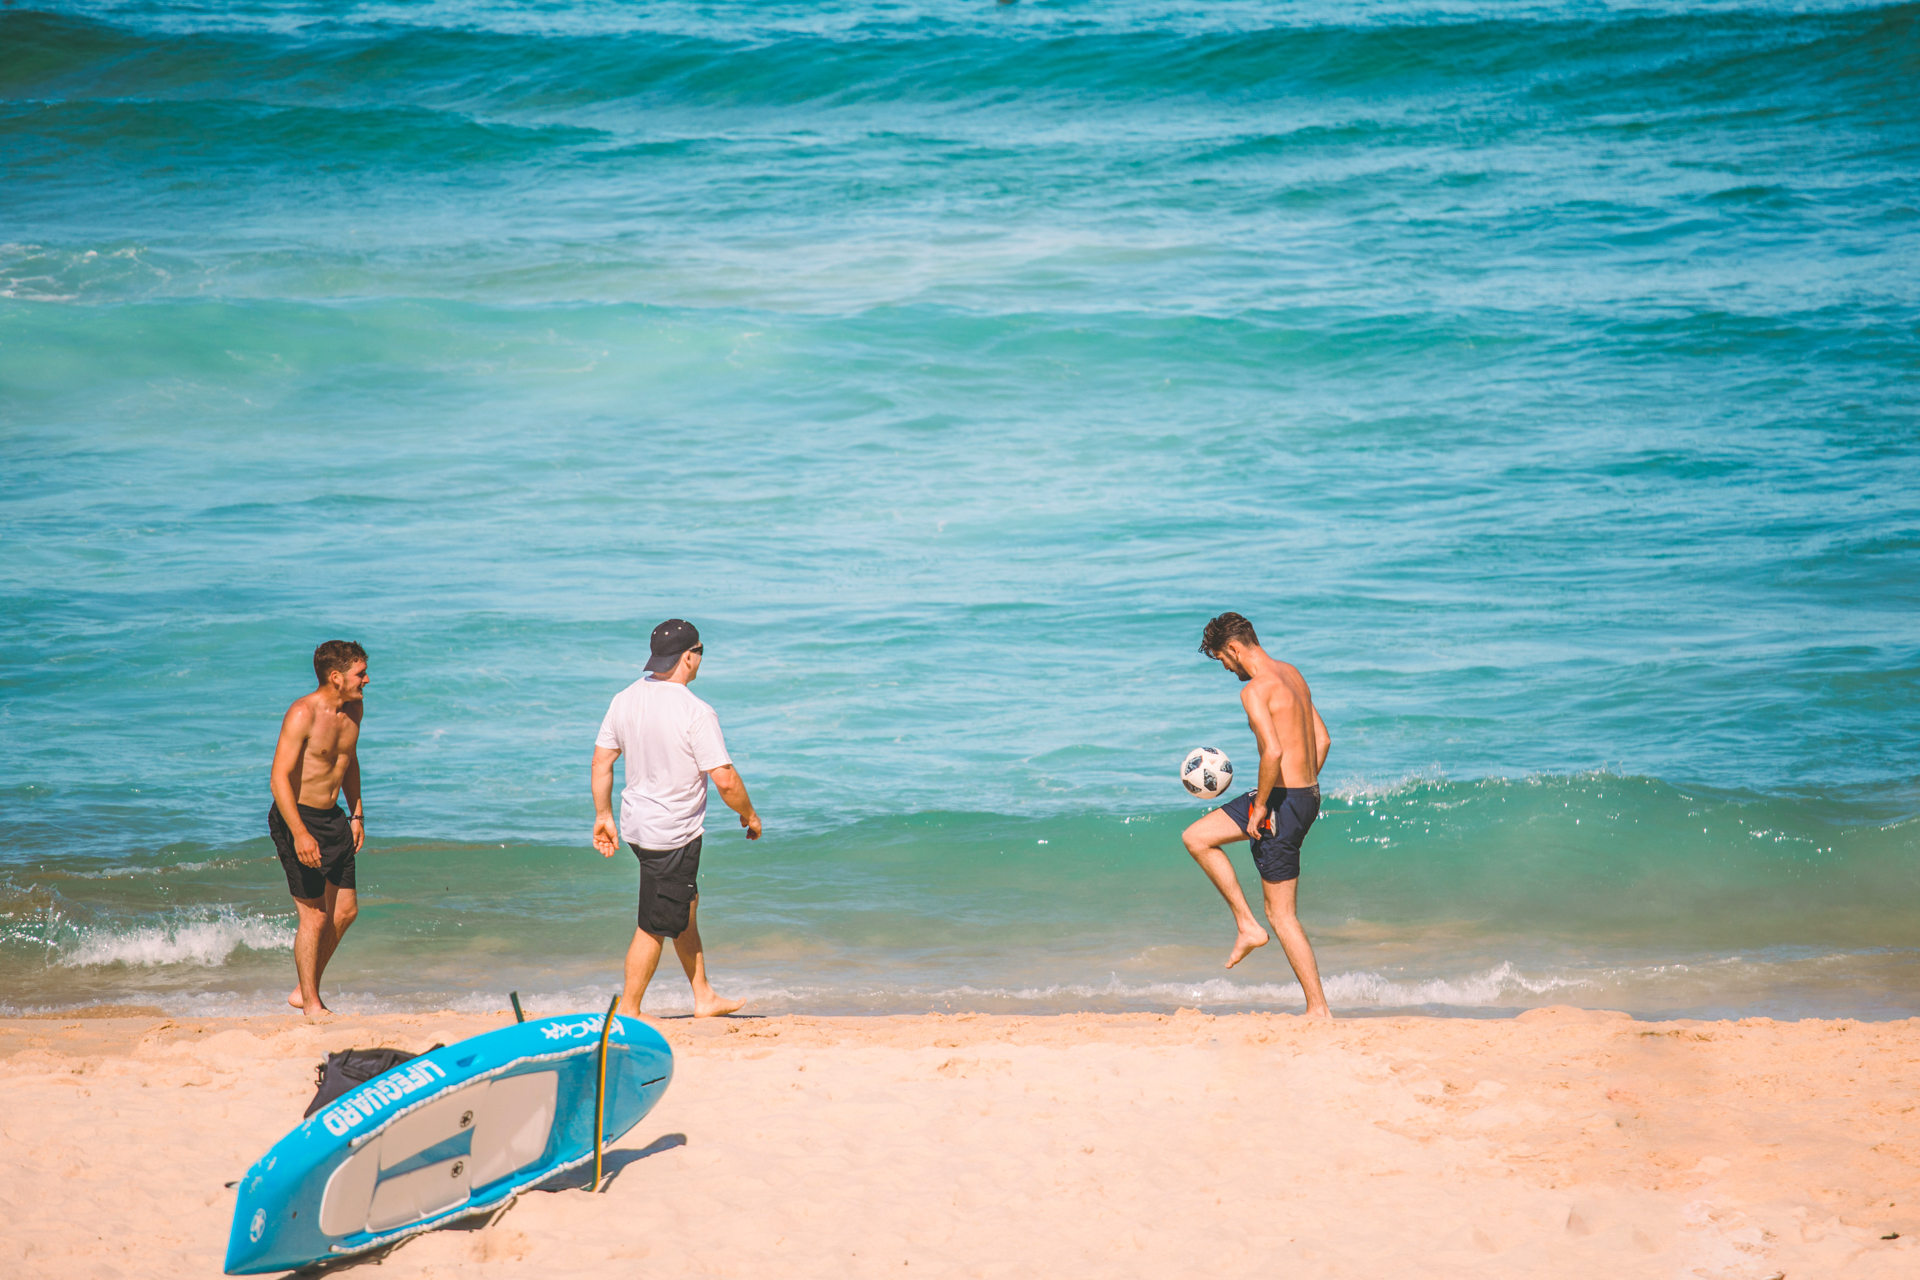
top-left (224, 1012), bottom-right (672, 1274)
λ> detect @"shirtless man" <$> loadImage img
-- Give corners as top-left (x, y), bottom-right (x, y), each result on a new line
top-left (267, 640), bottom-right (368, 1019)
top-left (1182, 612), bottom-right (1333, 1017)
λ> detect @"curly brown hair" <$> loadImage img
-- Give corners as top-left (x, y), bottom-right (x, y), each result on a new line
top-left (313, 639), bottom-right (368, 681)
top-left (1199, 612), bottom-right (1258, 659)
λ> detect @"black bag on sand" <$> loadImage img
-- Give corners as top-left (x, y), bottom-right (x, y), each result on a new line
top-left (304, 1046), bottom-right (440, 1118)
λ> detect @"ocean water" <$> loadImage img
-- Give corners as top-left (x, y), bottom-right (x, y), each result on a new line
top-left (3, 0), bottom-right (1916, 1021)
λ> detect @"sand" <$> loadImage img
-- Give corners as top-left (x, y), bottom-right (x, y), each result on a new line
top-left (1, 1006), bottom-right (1915, 1279)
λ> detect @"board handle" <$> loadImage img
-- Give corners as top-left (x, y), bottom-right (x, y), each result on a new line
top-left (592, 994), bottom-right (618, 1191)
top-left (509, 991), bottom-right (525, 1024)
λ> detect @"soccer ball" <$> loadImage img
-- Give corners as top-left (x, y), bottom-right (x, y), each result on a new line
top-left (1180, 747), bottom-right (1234, 799)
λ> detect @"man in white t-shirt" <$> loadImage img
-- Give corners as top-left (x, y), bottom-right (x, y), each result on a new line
top-left (591, 618), bottom-right (762, 1018)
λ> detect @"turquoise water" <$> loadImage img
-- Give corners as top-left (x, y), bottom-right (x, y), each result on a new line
top-left (3, 0), bottom-right (1917, 1020)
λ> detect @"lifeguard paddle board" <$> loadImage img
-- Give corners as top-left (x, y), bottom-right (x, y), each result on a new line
top-left (223, 1012), bottom-right (672, 1274)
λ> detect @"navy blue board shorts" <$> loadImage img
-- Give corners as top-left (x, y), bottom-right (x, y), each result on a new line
top-left (629, 835), bottom-right (702, 938)
top-left (268, 803), bottom-right (357, 900)
top-left (1219, 785), bottom-right (1320, 883)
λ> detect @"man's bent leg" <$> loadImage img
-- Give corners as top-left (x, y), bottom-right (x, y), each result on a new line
top-left (1261, 877), bottom-right (1331, 1018)
top-left (1181, 808), bottom-right (1268, 968)
top-left (290, 895), bottom-right (333, 1018)
top-left (288, 884), bottom-right (357, 1012)
top-left (618, 927), bottom-right (667, 1017)
top-left (672, 898), bottom-right (743, 1018)
top-left (314, 883), bottom-right (357, 986)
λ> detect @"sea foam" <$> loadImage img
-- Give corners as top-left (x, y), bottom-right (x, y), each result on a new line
top-left (60, 911), bottom-right (293, 968)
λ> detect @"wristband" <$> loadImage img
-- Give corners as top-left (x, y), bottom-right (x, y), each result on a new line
top-left (349, 814), bottom-right (364, 822)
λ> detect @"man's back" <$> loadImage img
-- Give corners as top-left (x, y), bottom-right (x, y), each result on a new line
top-left (1243, 659), bottom-right (1321, 789)
top-left (596, 676), bottom-right (730, 850)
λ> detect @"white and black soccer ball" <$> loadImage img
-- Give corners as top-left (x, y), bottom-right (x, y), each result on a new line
top-left (1180, 746), bottom-right (1234, 799)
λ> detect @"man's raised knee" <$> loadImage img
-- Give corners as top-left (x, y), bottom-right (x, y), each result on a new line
top-left (1180, 828), bottom-right (1211, 858)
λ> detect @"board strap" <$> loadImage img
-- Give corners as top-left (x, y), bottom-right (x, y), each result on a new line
top-left (592, 995), bottom-right (617, 1190)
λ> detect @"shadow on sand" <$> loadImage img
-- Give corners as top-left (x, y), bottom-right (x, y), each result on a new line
top-left (290, 1132), bottom-right (689, 1274)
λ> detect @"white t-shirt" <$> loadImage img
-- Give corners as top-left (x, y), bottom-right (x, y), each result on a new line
top-left (594, 677), bottom-right (732, 850)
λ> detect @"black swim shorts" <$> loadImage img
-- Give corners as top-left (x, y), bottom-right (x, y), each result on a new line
top-left (630, 835), bottom-right (702, 938)
top-left (268, 802), bottom-right (357, 900)
top-left (1220, 785), bottom-right (1320, 883)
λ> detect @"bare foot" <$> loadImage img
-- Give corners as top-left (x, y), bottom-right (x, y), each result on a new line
top-left (1224, 927), bottom-right (1269, 969)
top-left (292, 990), bottom-right (332, 1017)
top-left (1303, 1006), bottom-right (1334, 1019)
top-left (692, 995), bottom-right (745, 1018)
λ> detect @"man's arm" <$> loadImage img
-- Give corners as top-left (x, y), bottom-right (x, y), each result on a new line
top-left (270, 702), bottom-right (321, 867)
top-left (343, 751), bottom-right (364, 852)
top-left (1312, 706), bottom-right (1331, 773)
top-left (592, 746), bottom-right (621, 857)
top-left (709, 765), bottom-right (762, 840)
top-left (1241, 687), bottom-right (1284, 837)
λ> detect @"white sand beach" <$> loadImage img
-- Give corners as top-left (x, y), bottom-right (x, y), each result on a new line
top-left (3, 1006), bottom-right (1916, 1278)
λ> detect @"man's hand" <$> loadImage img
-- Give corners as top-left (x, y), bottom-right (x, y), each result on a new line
top-left (710, 765), bottom-right (760, 840)
top-left (349, 816), bottom-right (364, 853)
top-left (591, 746), bottom-right (622, 857)
top-left (295, 828), bottom-right (323, 868)
top-left (1244, 801), bottom-right (1272, 842)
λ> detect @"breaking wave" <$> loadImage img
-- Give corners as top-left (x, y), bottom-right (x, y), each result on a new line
top-left (58, 909), bottom-right (293, 968)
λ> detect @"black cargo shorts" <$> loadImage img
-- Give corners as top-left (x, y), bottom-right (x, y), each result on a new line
top-left (629, 835), bottom-right (701, 937)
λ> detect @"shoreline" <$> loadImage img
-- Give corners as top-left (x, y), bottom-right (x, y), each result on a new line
top-left (15, 995), bottom-right (1920, 1023)
top-left (5, 1007), bottom-right (1917, 1277)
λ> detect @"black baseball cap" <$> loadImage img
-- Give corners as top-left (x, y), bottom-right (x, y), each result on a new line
top-left (643, 618), bottom-right (700, 672)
